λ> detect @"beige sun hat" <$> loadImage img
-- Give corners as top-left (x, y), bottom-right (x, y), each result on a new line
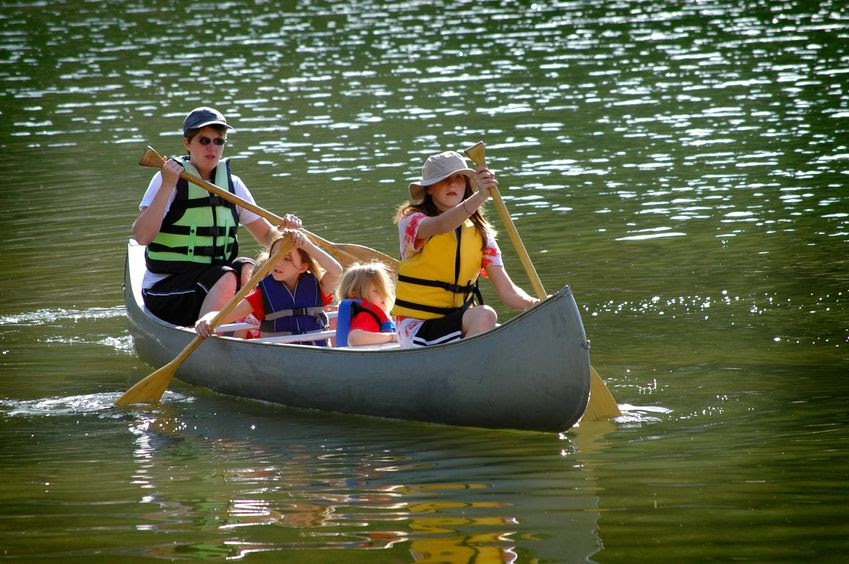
top-left (408, 151), bottom-right (475, 203)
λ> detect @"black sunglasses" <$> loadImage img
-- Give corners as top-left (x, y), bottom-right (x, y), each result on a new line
top-left (196, 136), bottom-right (226, 146)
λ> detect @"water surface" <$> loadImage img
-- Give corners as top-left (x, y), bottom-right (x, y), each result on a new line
top-left (1, 0), bottom-right (847, 561)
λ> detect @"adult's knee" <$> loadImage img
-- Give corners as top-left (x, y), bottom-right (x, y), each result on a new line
top-left (198, 271), bottom-right (239, 320)
top-left (212, 270), bottom-right (238, 293)
top-left (205, 271), bottom-right (238, 309)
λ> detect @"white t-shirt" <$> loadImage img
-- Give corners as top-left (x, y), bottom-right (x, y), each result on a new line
top-left (139, 171), bottom-right (262, 289)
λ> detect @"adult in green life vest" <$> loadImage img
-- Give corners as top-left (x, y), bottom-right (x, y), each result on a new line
top-left (133, 106), bottom-right (302, 327)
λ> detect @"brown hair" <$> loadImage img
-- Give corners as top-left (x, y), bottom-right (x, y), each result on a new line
top-left (257, 230), bottom-right (321, 278)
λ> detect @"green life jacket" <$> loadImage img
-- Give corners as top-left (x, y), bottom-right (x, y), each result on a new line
top-left (145, 158), bottom-right (239, 274)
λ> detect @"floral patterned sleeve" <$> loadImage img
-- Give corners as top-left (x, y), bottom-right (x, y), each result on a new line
top-left (481, 234), bottom-right (503, 272)
top-left (398, 212), bottom-right (427, 260)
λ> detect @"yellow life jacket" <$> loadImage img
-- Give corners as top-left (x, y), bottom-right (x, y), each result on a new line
top-left (391, 219), bottom-right (483, 320)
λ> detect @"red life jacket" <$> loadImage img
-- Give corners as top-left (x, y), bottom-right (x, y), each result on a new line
top-left (334, 299), bottom-right (395, 347)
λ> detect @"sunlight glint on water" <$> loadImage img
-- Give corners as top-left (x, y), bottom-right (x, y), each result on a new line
top-left (0, 0), bottom-right (847, 561)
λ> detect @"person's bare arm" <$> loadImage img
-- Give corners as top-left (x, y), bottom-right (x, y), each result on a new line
top-left (346, 328), bottom-right (396, 346)
top-left (414, 190), bottom-right (486, 239)
top-left (243, 217), bottom-right (274, 246)
top-left (485, 264), bottom-right (540, 311)
top-left (194, 299), bottom-right (255, 338)
top-left (133, 160), bottom-right (183, 244)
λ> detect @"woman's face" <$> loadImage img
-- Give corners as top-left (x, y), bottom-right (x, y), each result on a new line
top-left (183, 126), bottom-right (226, 176)
top-left (427, 173), bottom-right (468, 213)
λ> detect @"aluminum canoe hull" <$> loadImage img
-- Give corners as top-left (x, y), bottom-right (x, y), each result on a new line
top-left (124, 241), bottom-right (590, 431)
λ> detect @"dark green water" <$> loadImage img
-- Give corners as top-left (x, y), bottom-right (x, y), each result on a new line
top-left (1, 0), bottom-right (847, 561)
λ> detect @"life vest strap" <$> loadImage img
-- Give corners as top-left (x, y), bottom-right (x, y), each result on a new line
top-left (146, 242), bottom-right (229, 259)
top-left (393, 293), bottom-right (478, 317)
top-left (264, 306), bottom-right (326, 322)
top-left (152, 224), bottom-right (236, 238)
top-left (397, 274), bottom-right (475, 294)
top-left (392, 299), bottom-right (459, 316)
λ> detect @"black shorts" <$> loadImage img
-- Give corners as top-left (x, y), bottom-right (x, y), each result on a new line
top-left (142, 263), bottom-right (240, 327)
top-left (412, 309), bottom-right (465, 347)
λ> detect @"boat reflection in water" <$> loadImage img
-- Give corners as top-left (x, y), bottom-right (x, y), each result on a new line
top-left (126, 400), bottom-right (606, 561)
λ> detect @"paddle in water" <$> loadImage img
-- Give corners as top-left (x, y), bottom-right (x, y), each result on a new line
top-left (463, 141), bottom-right (621, 421)
top-left (138, 146), bottom-right (399, 272)
top-left (115, 233), bottom-right (296, 406)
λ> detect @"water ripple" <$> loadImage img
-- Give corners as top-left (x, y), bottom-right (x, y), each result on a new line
top-left (0, 306), bottom-right (126, 326)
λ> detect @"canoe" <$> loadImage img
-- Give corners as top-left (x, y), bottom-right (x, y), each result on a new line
top-left (124, 240), bottom-right (591, 431)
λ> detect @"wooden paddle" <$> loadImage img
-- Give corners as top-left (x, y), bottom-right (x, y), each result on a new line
top-left (138, 146), bottom-right (399, 272)
top-left (463, 142), bottom-right (621, 421)
top-left (115, 234), bottom-right (296, 406)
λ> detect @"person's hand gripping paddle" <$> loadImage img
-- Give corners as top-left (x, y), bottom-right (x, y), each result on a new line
top-left (463, 142), bottom-right (621, 421)
top-left (116, 233), bottom-right (295, 406)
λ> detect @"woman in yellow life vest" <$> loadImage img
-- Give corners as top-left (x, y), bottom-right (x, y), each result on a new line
top-left (392, 151), bottom-right (539, 348)
top-left (133, 107), bottom-right (302, 327)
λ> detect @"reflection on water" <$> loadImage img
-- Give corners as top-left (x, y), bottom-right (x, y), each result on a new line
top-left (110, 401), bottom-right (603, 561)
top-left (1, 0), bottom-right (848, 560)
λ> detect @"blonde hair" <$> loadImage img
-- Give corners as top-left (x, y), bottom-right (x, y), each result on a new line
top-left (336, 262), bottom-right (395, 305)
top-left (257, 229), bottom-right (321, 277)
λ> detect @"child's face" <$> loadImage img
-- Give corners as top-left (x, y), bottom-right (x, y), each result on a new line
top-left (269, 244), bottom-right (307, 284)
top-left (427, 173), bottom-right (467, 213)
top-left (366, 282), bottom-right (389, 313)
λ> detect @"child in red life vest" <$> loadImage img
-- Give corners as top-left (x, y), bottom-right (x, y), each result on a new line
top-left (334, 262), bottom-right (397, 346)
top-left (195, 229), bottom-right (342, 344)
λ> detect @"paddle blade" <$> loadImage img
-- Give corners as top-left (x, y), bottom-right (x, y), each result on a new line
top-left (331, 242), bottom-right (399, 272)
top-left (115, 360), bottom-right (178, 406)
top-left (116, 238), bottom-right (290, 408)
top-left (581, 365), bottom-right (622, 421)
top-left (463, 141), bottom-right (486, 167)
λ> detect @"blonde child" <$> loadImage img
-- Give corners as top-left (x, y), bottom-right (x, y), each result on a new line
top-left (195, 229), bottom-right (342, 345)
top-left (334, 262), bottom-right (396, 347)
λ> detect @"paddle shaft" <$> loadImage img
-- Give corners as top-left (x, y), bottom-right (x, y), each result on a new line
top-left (115, 235), bottom-right (295, 406)
top-left (139, 147), bottom-right (399, 270)
top-left (464, 148), bottom-right (545, 298)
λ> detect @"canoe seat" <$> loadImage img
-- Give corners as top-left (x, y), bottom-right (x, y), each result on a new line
top-left (252, 330), bottom-right (337, 345)
top-left (215, 310), bottom-right (339, 341)
top-left (214, 308), bottom-right (400, 349)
